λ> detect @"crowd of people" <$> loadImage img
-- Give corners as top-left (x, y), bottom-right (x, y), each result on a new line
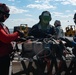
top-left (0, 2), bottom-right (76, 75)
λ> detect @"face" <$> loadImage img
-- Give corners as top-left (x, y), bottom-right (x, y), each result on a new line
top-left (42, 16), bottom-right (50, 24)
top-left (0, 12), bottom-right (10, 22)
top-left (4, 13), bottom-right (10, 20)
top-left (0, 13), bottom-right (5, 22)
top-left (42, 19), bottom-right (49, 24)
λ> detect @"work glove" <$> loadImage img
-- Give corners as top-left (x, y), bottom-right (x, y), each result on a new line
top-left (17, 30), bottom-right (25, 38)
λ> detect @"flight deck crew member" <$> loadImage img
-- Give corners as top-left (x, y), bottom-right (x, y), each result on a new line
top-left (0, 3), bottom-right (24, 75)
top-left (28, 11), bottom-right (57, 75)
top-left (28, 11), bottom-right (56, 38)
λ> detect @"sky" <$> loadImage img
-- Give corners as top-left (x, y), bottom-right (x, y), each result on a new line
top-left (0, 0), bottom-right (76, 31)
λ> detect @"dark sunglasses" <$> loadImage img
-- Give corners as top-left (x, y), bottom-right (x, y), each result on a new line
top-left (5, 13), bottom-right (10, 18)
top-left (0, 10), bottom-right (10, 18)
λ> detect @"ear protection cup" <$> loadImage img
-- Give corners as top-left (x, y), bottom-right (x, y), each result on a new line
top-left (39, 11), bottom-right (52, 21)
top-left (0, 3), bottom-right (10, 14)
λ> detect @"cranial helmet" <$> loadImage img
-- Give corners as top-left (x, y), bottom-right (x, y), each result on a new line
top-left (39, 11), bottom-right (52, 21)
top-left (54, 20), bottom-right (61, 27)
top-left (0, 3), bottom-right (10, 22)
top-left (0, 3), bottom-right (10, 18)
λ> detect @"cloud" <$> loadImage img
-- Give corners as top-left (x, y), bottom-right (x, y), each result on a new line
top-left (74, 10), bottom-right (76, 12)
top-left (53, 12), bottom-right (73, 19)
top-left (27, 4), bottom-right (56, 10)
top-left (8, 5), bottom-right (28, 14)
top-left (65, 10), bottom-right (71, 12)
top-left (35, 0), bottom-right (51, 3)
top-left (54, 0), bottom-right (76, 5)
top-left (5, 18), bottom-right (38, 28)
top-left (53, 12), bottom-right (63, 16)
top-left (24, 14), bottom-right (32, 17)
top-left (60, 0), bottom-right (76, 5)
top-left (8, 0), bottom-right (15, 1)
top-left (27, 0), bottom-right (56, 10)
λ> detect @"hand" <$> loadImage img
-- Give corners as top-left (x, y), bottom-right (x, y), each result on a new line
top-left (17, 30), bottom-right (25, 37)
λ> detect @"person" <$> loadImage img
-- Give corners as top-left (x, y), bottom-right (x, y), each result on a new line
top-left (60, 13), bottom-right (76, 47)
top-left (54, 20), bottom-right (64, 39)
top-left (60, 13), bottom-right (76, 75)
top-left (28, 11), bottom-right (57, 75)
top-left (73, 13), bottom-right (76, 25)
top-left (0, 3), bottom-right (24, 75)
top-left (28, 11), bottom-right (56, 38)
